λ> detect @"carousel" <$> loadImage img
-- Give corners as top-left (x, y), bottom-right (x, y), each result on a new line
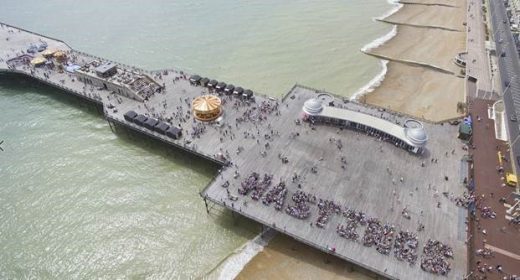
top-left (192, 95), bottom-right (222, 121)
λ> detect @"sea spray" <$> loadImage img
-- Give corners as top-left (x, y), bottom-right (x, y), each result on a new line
top-left (350, 60), bottom-right (389, 100)
top-left (217, 229), bottom-right (277, 280)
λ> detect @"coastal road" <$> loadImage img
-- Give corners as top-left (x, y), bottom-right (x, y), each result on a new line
top-left (489, 0), bottom-right (520, 179)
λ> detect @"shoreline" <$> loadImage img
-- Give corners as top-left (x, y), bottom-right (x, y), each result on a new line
top-left (354, 0), bottom-right (401, 100)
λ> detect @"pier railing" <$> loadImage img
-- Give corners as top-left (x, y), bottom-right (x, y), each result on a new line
top-left (0, 21), bottom-right (73, 49)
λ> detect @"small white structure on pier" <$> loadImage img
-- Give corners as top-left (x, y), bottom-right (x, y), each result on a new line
top-left (302, 98), bottom-right (428, 154)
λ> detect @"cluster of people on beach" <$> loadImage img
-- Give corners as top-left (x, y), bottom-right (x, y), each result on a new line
top-left (420, 239), bottom-right (453, 276)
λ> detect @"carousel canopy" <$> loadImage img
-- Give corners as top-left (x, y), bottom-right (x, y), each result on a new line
top-left (192, 95), bottom-right (222, 112)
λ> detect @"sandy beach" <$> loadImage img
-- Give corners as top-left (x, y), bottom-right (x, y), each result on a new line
top-left (364, 25), bottom-right (465, 73)
top-left (362, 61), bottom-right (464, 121)
top-left (361, 0), bottom-right (466, 122)
top-left (236, 235), bottom-right (376, 280)
top-left (381, 4), bottom-right (465, 31)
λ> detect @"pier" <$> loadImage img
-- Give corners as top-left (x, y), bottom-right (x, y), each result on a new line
top-left (0, 22), bottom-right (468, 279)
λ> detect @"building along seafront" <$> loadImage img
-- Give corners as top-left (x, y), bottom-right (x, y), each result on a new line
top-left (0, 22), bottom-right (469, 280)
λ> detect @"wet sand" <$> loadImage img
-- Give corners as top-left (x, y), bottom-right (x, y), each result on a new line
top-left (365, 25), bottom-right (465, 73)
top-left (362, 61), bottom-right (464, 122)
top-left (382, 4), bottom-right (465, 31)
top-left (236, 235), bottom-right (376, 280)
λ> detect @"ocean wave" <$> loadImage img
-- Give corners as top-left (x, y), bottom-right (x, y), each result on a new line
top-left (350, 59), bottom-right (389, 100)
top-left (360, 24), bottom-right (397, 53)
top-left (375, 0), bottom-right (404, 21)
top-left (217, 230), bottom-right (276, 280)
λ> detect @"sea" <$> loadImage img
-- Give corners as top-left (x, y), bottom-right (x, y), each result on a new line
top-left (0, 0), bottom-right (394, 278)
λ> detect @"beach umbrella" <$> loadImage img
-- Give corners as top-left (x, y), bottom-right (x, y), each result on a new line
top-left (30, 56), bottom-right (46, 66)
top-left (42, 49), bottom-right (56, 58)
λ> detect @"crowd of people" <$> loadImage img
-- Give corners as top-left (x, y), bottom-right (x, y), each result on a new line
top-left (480, 206), bottom-right (497, 219)
top-left (420, 239), bottom-right (453, 276)
top-left (286, 190), bottom-right (312, 219)
top-left (262, 181), bottom-right (287, 210)
top-left (238, 172), bottom-right (273, 201)
top-left (337, 220), bottom-right (360, 241)
top-left (316, 199), bottom-right (341, 228)
top-left (394, 231), bottom-right (418, 265)
top-left (362, 218), bottom-right (395, 256)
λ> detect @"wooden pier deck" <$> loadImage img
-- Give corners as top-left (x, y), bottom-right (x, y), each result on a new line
top-left (0, 22), bottom-right (468, 279)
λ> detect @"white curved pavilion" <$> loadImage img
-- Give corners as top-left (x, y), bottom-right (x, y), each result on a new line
top-left (302, 98), bottom-right (428, 154)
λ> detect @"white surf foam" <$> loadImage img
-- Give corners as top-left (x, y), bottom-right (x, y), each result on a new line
top-left (360, 25), bottom-right (397, 53)
top-left (217, 230), bottom-right (276, 280)
top-left (375, 0), bottom-right (404, 21)
top-left (354, 0), bottom-right (402, 100)
top-left (350, 59), bottom-right (389, 100)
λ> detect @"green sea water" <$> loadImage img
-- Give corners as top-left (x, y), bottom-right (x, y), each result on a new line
top-left (0, 0), bottom-right (392, 278)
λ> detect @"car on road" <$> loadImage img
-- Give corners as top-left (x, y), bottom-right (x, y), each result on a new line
top-left (511, 115), bottom-right (517, 122)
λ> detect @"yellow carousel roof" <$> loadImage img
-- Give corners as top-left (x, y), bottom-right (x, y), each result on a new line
top-left (30, 56), bottom-right (47, 66)
top-left (192, 95), bottom-right (222, 112)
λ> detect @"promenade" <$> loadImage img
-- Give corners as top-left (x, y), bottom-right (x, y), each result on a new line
top-left (466, 0), bottom-right (494, 96)
top-left (0, 22), bottom-right (469, 279)
top-left (467, 99), bottom-right (520, 279)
